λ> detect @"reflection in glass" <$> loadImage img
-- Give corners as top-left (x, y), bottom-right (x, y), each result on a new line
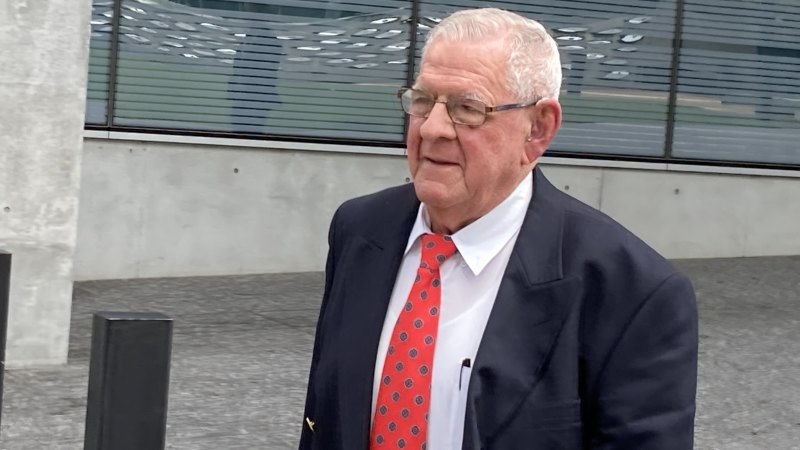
top-left (110, 0), bottom-right (412, 140)
top-left (672, 1), bottom-right (800, 164)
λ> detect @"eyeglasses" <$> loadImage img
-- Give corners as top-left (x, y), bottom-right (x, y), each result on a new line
top-left (397, 88), bottom-right (540, 126)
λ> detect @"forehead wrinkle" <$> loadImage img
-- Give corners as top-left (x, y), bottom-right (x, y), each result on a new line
top-left (415, 39), bottom-right (510, 103)
top-left (415, 64), bottom-right (498, 103)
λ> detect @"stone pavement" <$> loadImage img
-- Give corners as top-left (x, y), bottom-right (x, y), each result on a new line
top-left (1, 256), bottom-right (799, 449)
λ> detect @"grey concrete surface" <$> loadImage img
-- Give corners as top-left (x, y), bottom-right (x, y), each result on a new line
top-left (0, 0), bottom-right (92, 366)
top-left (74, 139), bottom-right (409, 280)
top-left (75, 139), bottom-right (800, 281)
top-left (2, 256), bottom-right (799, 449)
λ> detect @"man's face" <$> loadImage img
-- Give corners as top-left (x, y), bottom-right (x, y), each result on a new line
top-left (407, 38), bottom-right (536, 229)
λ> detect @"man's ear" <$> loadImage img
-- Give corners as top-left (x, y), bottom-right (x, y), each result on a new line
top-left (524, 99), bottom-right (562, 163)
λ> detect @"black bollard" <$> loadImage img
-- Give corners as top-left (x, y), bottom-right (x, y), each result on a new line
top-left (84, 312), bottom-right (173, 450)
top-left (0, 251), bottom-right (10, 430)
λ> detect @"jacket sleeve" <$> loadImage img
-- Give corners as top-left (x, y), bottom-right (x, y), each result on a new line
top-left (589, 273), bottom-right (699, 449)
top-left (298, 208), bottom-right (340, 449)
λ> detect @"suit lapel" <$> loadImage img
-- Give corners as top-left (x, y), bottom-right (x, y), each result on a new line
top-left (336, 185), bottom-right (420, 450)
top-left (463, 167), bottom-right (580, 449)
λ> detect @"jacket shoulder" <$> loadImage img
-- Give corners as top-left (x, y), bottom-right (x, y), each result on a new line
top-left (553, 188), bottom-right (679, 281)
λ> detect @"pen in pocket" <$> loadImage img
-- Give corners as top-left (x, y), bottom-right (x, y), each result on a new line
top-left (459, 358), bottom-right (471, 390)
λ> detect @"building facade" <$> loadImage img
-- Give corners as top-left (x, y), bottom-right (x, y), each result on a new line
top-left (2, 0), bottom-right (799, 365)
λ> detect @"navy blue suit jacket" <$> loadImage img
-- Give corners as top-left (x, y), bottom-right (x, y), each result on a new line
top-left (300, 167), bottom-right (698, 449)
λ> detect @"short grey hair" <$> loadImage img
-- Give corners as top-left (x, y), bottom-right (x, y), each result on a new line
top-left (422, 8), bottom-right (562, 101)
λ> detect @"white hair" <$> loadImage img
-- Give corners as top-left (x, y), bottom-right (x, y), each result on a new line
top-left (422, 8), bottom-right (562, 101)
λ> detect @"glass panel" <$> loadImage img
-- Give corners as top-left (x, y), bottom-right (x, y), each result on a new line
top-left (86, 0), bottom-right (114, 124)
top-left (111, 0), bottom-right (410, 141)
top-left (673, 0), bottom-right (800, 164)
top-left (416, 0), bottom-right (678, 156)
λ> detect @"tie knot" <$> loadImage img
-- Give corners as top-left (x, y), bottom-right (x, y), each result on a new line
top-left (420, 234), bottom-right (457, 271)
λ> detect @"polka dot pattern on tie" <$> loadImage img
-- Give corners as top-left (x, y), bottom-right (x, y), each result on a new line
top-left (370, 233), bottom-right (458, 449)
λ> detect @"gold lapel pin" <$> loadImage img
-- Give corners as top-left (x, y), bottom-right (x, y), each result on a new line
top-left (305, 417), bottom-right (316, 433)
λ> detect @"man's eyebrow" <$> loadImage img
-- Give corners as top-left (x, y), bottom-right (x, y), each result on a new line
top-left (410, 86), bottom-right (485, 101)
top-left (461, 92), bottom-right (485, 101)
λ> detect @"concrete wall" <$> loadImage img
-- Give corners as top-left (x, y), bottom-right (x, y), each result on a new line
top-left (74, 137), bottom-right (800, 281)
top-left (0, 0), bottom-right (92, 366)
top-left (542, 165), bottom-right (800, 258)
top-left (75, 139), bottom-right (409, 279)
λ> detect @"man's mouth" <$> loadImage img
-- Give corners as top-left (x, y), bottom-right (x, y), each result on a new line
top-left (423, 156), bottom-right (457, 166)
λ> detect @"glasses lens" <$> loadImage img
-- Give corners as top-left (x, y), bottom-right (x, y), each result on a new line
top-left (449, 97), bottom-right (487, 125)
top-left (402, 89), bottom-right (434, 117)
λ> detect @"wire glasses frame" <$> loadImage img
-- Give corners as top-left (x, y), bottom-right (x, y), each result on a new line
top-left (397, 87), bottom-right (541, 126)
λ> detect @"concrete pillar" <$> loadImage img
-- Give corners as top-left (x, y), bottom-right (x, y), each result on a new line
top-left (0, 0), bottom-right (92, 366)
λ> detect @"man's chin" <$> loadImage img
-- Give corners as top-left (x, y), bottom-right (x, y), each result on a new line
top-left (412, 180), bottom-right (460, 208)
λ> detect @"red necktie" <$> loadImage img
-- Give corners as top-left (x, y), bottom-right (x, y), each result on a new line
top-left (371, 233), bottom-right (458, 449)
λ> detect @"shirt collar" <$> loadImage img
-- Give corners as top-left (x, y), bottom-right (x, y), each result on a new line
top-left (405, 171), bottom-right (533, 276)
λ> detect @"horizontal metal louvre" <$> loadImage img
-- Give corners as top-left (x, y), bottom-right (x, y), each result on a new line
top-left (673, 0), bottom-right (800, 164)
top-left (109, 0), bottom-right (412, 140)
top-left (84, 0), bottom-right (800, 167)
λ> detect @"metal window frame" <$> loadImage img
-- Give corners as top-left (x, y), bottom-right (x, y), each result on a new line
top-left (664, 0), bottom-right (687, 160)
top-left (104, 0), bottom-right (123, 128)
top-left (85, 0), bottom-right (800, 172)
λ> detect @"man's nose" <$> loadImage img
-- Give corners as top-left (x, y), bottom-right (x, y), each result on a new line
top-left (419, 101), bottom-right (457, 141)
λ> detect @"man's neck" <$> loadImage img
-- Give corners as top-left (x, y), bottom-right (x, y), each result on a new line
top-left (426, 169), bottom-right (533, 235)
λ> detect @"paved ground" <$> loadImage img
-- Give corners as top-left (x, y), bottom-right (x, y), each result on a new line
top-left (1, 256), bottom-right (799, 449)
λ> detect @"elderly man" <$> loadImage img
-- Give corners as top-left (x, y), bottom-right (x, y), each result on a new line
top-left (299, 8), bottom-right (697, 450)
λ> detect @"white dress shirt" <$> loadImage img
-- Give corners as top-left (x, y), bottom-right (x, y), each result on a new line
top-left (371, 172), bottom-right (533, 450)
